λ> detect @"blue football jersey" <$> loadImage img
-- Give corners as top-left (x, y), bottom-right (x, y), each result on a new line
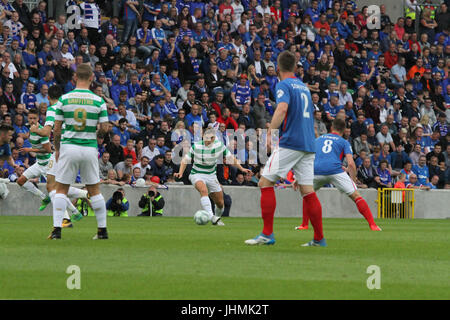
top-left (0, 143), bottom-right (11, 157)
top-left (314, 133), bottom-right (353, 175)
top-left (275, 78), bottom-right (315, 152)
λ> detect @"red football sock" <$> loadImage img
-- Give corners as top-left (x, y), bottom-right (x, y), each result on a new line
top-left (261, 187), bottom-right (276, 236)
top-left (355, 197), bottom-right (376, 226)
top-left (303, 192), bottom-right (323, 241)
top-left (300, 207), bottom-right (309, 227)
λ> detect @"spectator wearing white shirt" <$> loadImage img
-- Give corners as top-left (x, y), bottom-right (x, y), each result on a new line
top-left (60, 42), bottom-right (75, 65)
top-left (133, 156), bottom-right (152, 178)
top-left (0, 52), bottom-right (18, 79)
top-left (338, 82), bottom-right (353, 106)
top-left (3, 11), bottom-right (22, 37)
top-left (376, 124), bottom-right (395, 151)
top-left (390, 56), bottom-right (407, 87)
top-left (256, 0), bottom-right (271, 16)
top-left (142, 139), bottom-right (160, 162)
top-left (231, 0), bottom-right (244, 22)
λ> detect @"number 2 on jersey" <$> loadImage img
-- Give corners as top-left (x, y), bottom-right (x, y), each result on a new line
top-left (73, 108), bottom-right (87, 131)
top-left (301, 93), bottom-right (310, 119)
top-left (322, 139), bottom-right (333, 153)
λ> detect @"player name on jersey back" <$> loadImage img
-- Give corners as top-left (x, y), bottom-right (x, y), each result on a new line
top-left (54, 89), bottom-right (108, 148)
top-left (276, 78), bottom-right (315, 153)
top-left (314, 133), bottom-right (353, 176)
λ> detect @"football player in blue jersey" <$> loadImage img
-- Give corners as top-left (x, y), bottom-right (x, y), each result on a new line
top-left (296, 118), bottom-right (382, 231)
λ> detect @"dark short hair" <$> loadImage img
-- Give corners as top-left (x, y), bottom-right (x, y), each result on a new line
top-left (0, 124), bottom-right (14, 132)
top-left (277, 51), bottom-right (296, 73)
top-left (119, 118), bottom-right (128, 124)
top-left (28, 109), bottom-right (39, 115)
top-left (48, 85), bottom-right (63, 100)
top-left (332, 118), bottom-right (346, 133)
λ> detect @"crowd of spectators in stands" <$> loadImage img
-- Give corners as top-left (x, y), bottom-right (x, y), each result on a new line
top-left (0, 0), bottom-right (449, 190)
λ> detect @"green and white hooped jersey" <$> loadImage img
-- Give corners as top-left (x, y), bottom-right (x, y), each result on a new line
top-left (187, 140), bottom-right (232, 175)
top-left (54, 89), bottom-right (108, 148)
top-left (45, 103), bottom-right (66, 135)
top-left (29, 124), bottom-right (51, 166)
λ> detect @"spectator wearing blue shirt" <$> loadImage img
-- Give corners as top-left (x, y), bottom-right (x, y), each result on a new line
top-left (142, 0), bottom-right (161, 26)
top-left (168, 69), bottom-right (182, 97)
top-left (185, 104), bottom-right (203, 127)
top-left (314, 28), bottom-right (334, 52)
top-left (305, 0), bottom-right (320, 23)
top-left (151, 20), bottom-right (166, 50)
top-left (333, 13), bottom-right (352, 38)
top-left (107, 105), bottom-right (120, 126)
top-left (35, 84), bottom-right (50, 108)
top-left (122, 0), bottom-right (140, 43)
top-left (127, 74), bottom-right (142, 98)
top-left (155, 136), bottom-right (170, 155)
top-left (150, 73), bottom-right (170, 103)
top-left (377, 160), bottom-right (392, 188)
top-left (216, 48), bottom-right (232, 76)
top-left (110, 74), bottom-right (130, 105)
top-left (407, 173), bottom-right (432, 190)
top-left (36, 70), bottom-right (56, 91)
top-left (112, 118), bottom-right (131, 147)
top-left (20, 82), bottom-right (37, 110)
top-left (323, 95), bottom-right (343, 120)
top-left (231, 74), bottom-right (252, 110)
top-left (412, 155), bottom-right (430, 186)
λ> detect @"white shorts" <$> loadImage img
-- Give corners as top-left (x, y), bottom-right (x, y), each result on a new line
top-left (189, 173), bottom-right (222, 194)
top-left (262, 147), bottom-right (315, 185)
top-left (23, 161), bottom-right (50, 180)
top-left (47, 153), bottom-right (58, 177)
top-left (56, 144), bottom-right (100, 185)
top-left (314, 172), bottom-right (358, 196)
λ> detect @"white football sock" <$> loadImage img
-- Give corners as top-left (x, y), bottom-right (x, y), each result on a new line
top-left (200, 196), bottom-right (213, 219)
top-left (49, 190), bottom-right (56, 202)
top-left (23, 181), bottom-right (47, 200)
top-left (66, 199), bottom-right (79, 214)
top-left (68, 187), bottom-right (88, 199)
top-left (215, 206), bottom-right (224, 217)
top-left (90, 194), bottom-right (107, 228)
top-left (63, 210), bottom-right (70, 220)
top-left (53, 193), bottom-right (68, 228)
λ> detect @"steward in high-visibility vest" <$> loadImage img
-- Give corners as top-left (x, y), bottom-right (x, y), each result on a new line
top-left (420, 2), bottom-right (437, 19)
top-left (138, 188), bottom-right (165, 216)
top-left (405, 0), bottom-right (419, 20)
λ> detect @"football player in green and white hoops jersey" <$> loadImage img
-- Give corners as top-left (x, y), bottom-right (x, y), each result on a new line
top-left (48, 64), bottom-right (109, 240)
top-left (29, 85), bottom-right (89, 229)
top-left (174, 128), bottom-right (251, 226)
top-left (16, 109), bottom-right (53, 202)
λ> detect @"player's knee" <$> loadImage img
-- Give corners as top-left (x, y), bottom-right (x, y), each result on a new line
top-left (350, 191), bottom-right (360, 201)
top-left (258, 177), bottom-right (274, 188)
top-left (16, 176), bottom-right (26, 186)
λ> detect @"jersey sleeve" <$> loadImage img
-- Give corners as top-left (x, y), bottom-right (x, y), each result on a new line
top-left (221, 141), bottom-right (232, 158)
top-left (44, 106), bottom-right (56, 127)
top-left (275, 81), bottom-right (290, 105)
top-left (54, 99), bottom-right (64, 121)
top-left (185, 145), bottom-right (194, 162)
top-left (98, 99), bottom-right (109, 123)
top-left (344, 140), bottom-right (353, 156)
top-left (40, 135), bottom-right (50, 145)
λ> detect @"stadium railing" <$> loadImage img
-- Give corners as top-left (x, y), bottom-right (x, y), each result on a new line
top-left (376, 188), bottom-right (415, 219)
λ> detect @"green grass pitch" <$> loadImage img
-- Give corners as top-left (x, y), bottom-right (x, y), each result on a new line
top-left (0, 216), bottom-right (449, 300)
